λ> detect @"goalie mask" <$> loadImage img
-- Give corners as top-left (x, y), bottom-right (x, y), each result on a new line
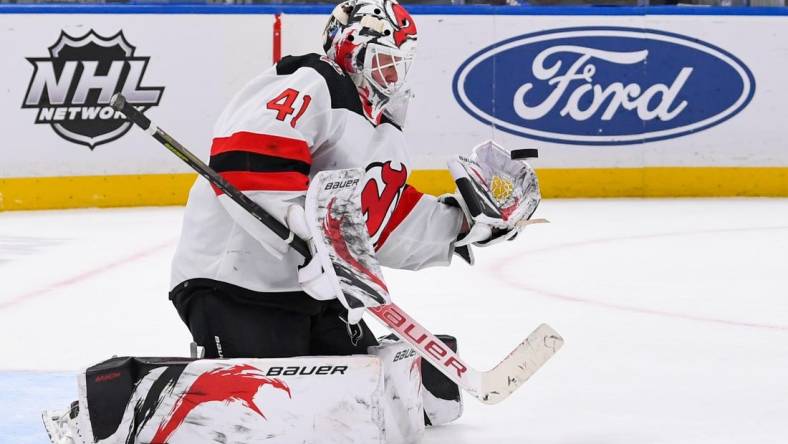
top-left (322, 0), bottom-right (417, 123)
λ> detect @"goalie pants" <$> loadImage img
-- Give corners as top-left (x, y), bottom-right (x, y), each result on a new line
top-left (170, 279), bottom-right (378, 358)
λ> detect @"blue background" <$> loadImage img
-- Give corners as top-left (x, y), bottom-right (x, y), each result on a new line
top-left (456, 27), bottom-right (755, 144)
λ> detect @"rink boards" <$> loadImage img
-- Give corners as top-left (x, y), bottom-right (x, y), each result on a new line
top-left (1, 5), bottom-right (787, 209)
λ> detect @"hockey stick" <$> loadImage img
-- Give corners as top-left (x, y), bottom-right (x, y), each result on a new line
top-left (111, 93), bottom-right (563, 405)
top-left (109, 95), bottom-right (310, 259)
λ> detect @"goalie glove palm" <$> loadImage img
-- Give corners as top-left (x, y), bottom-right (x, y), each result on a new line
top-left (446, 140), bottom-right (541, 248)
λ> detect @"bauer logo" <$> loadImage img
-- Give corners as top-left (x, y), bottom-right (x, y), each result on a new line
top-left (452, 27), bottom-right (755, 145)
top-left (22, 30), bottom-right (164, 149)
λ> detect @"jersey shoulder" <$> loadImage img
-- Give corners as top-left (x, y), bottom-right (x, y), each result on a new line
top-left (276, 54), bottom-right (363, 116)
top-left (275, 54), bottom-right (401, 130)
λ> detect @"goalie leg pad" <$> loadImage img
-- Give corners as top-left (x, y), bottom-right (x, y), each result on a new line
top-left (49, 355), bottom-right (389, 444)
top-left (369, 335), bottom-right (426, 444)
top-left (421, 335), bottom-right (463, 426)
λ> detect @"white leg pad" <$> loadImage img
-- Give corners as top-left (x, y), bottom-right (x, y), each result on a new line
top-left (369, 336), bottom-right (426, 444)
top-left (78, 356), bottom-right (387, 444)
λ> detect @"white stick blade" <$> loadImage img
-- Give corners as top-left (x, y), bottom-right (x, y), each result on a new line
top-left (479, 323), bottom-right (563, 404)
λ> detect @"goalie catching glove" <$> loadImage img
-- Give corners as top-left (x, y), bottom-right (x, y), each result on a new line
top-left (443, 140), bottom-right (541, 257)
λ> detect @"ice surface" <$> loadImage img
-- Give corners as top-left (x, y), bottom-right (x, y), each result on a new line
top-left (1, 199), bottom-right (787, 444)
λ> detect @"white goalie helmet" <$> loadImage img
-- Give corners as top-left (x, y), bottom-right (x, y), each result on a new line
top-left (322, 0), bottom-right (417, 122)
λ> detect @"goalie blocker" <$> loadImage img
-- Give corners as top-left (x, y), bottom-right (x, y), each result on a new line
top-left (42, 336), bottom-right (462, 444)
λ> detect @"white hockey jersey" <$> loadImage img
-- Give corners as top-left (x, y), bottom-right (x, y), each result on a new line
top-left (171, 54), bottom-right (464, 295)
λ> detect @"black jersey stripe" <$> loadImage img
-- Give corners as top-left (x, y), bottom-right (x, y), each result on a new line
top-left (209, 151), bottom-right (311, 176)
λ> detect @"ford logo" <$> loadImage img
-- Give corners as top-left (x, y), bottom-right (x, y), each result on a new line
top-left (452, 27), bottom-right (756, 145)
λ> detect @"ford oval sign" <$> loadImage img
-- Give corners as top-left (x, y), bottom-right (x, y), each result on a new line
top-left (452, 27), bottom-right (756, 145)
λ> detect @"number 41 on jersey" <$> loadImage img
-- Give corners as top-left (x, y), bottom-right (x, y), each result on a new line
top-left (266, 88), bottom-right (312, 128)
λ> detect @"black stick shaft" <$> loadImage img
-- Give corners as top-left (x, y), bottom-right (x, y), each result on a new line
top-left (110, 93), bottom-right (312, 260)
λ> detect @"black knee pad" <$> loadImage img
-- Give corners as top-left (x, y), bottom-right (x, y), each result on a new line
top-left (421, 334), bottom-right (463, 426)
top-left (83, 356), bottom-right (194, 441)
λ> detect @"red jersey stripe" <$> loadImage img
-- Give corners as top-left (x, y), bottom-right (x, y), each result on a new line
top-left (373, 185), bottom-right (423, 251)
top-left (211, 132), bottom-right (311, 164)
top-left (211, 171), bottom-right (309, 195)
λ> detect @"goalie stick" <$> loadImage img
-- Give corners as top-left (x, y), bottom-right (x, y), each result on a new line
top-left (110, 93), bottom-right (563, 405)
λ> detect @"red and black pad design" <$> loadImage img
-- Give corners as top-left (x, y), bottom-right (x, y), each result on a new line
top-left (124, 365), bottom-right (186, 444)
top-left (324, 198), bottom-right (389, 306)
top-left (152, 364), bottom-right (291, 443)
top-left (82, 356), bottom-right (194, 442)
top-left (305, 168), bottom-right (391, 323)
top-left (83, 358), bottom-right (294, 444)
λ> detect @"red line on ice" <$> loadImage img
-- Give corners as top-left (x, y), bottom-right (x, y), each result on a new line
top-left (492, 225), bottom-right (788, 332)
top-left (0, 239), bottom-right (176, 311)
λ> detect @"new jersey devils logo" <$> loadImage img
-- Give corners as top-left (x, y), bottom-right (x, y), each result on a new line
top-left (152, 364), bottom-right (291, 443)
top-left (391, 3), bottom-right (417, 48)
top-left (361, 161), bottom-right (408, 245)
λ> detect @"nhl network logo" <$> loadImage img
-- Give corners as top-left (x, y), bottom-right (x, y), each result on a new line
top-left (22, 30), bottom-right (164, 149)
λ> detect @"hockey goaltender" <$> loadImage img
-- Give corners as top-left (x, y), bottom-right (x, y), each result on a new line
top-left (42, 1), bottom-right (561, 442)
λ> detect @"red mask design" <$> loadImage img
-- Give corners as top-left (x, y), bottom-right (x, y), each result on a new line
top-left (391, 3), bottom-right (417, 48)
